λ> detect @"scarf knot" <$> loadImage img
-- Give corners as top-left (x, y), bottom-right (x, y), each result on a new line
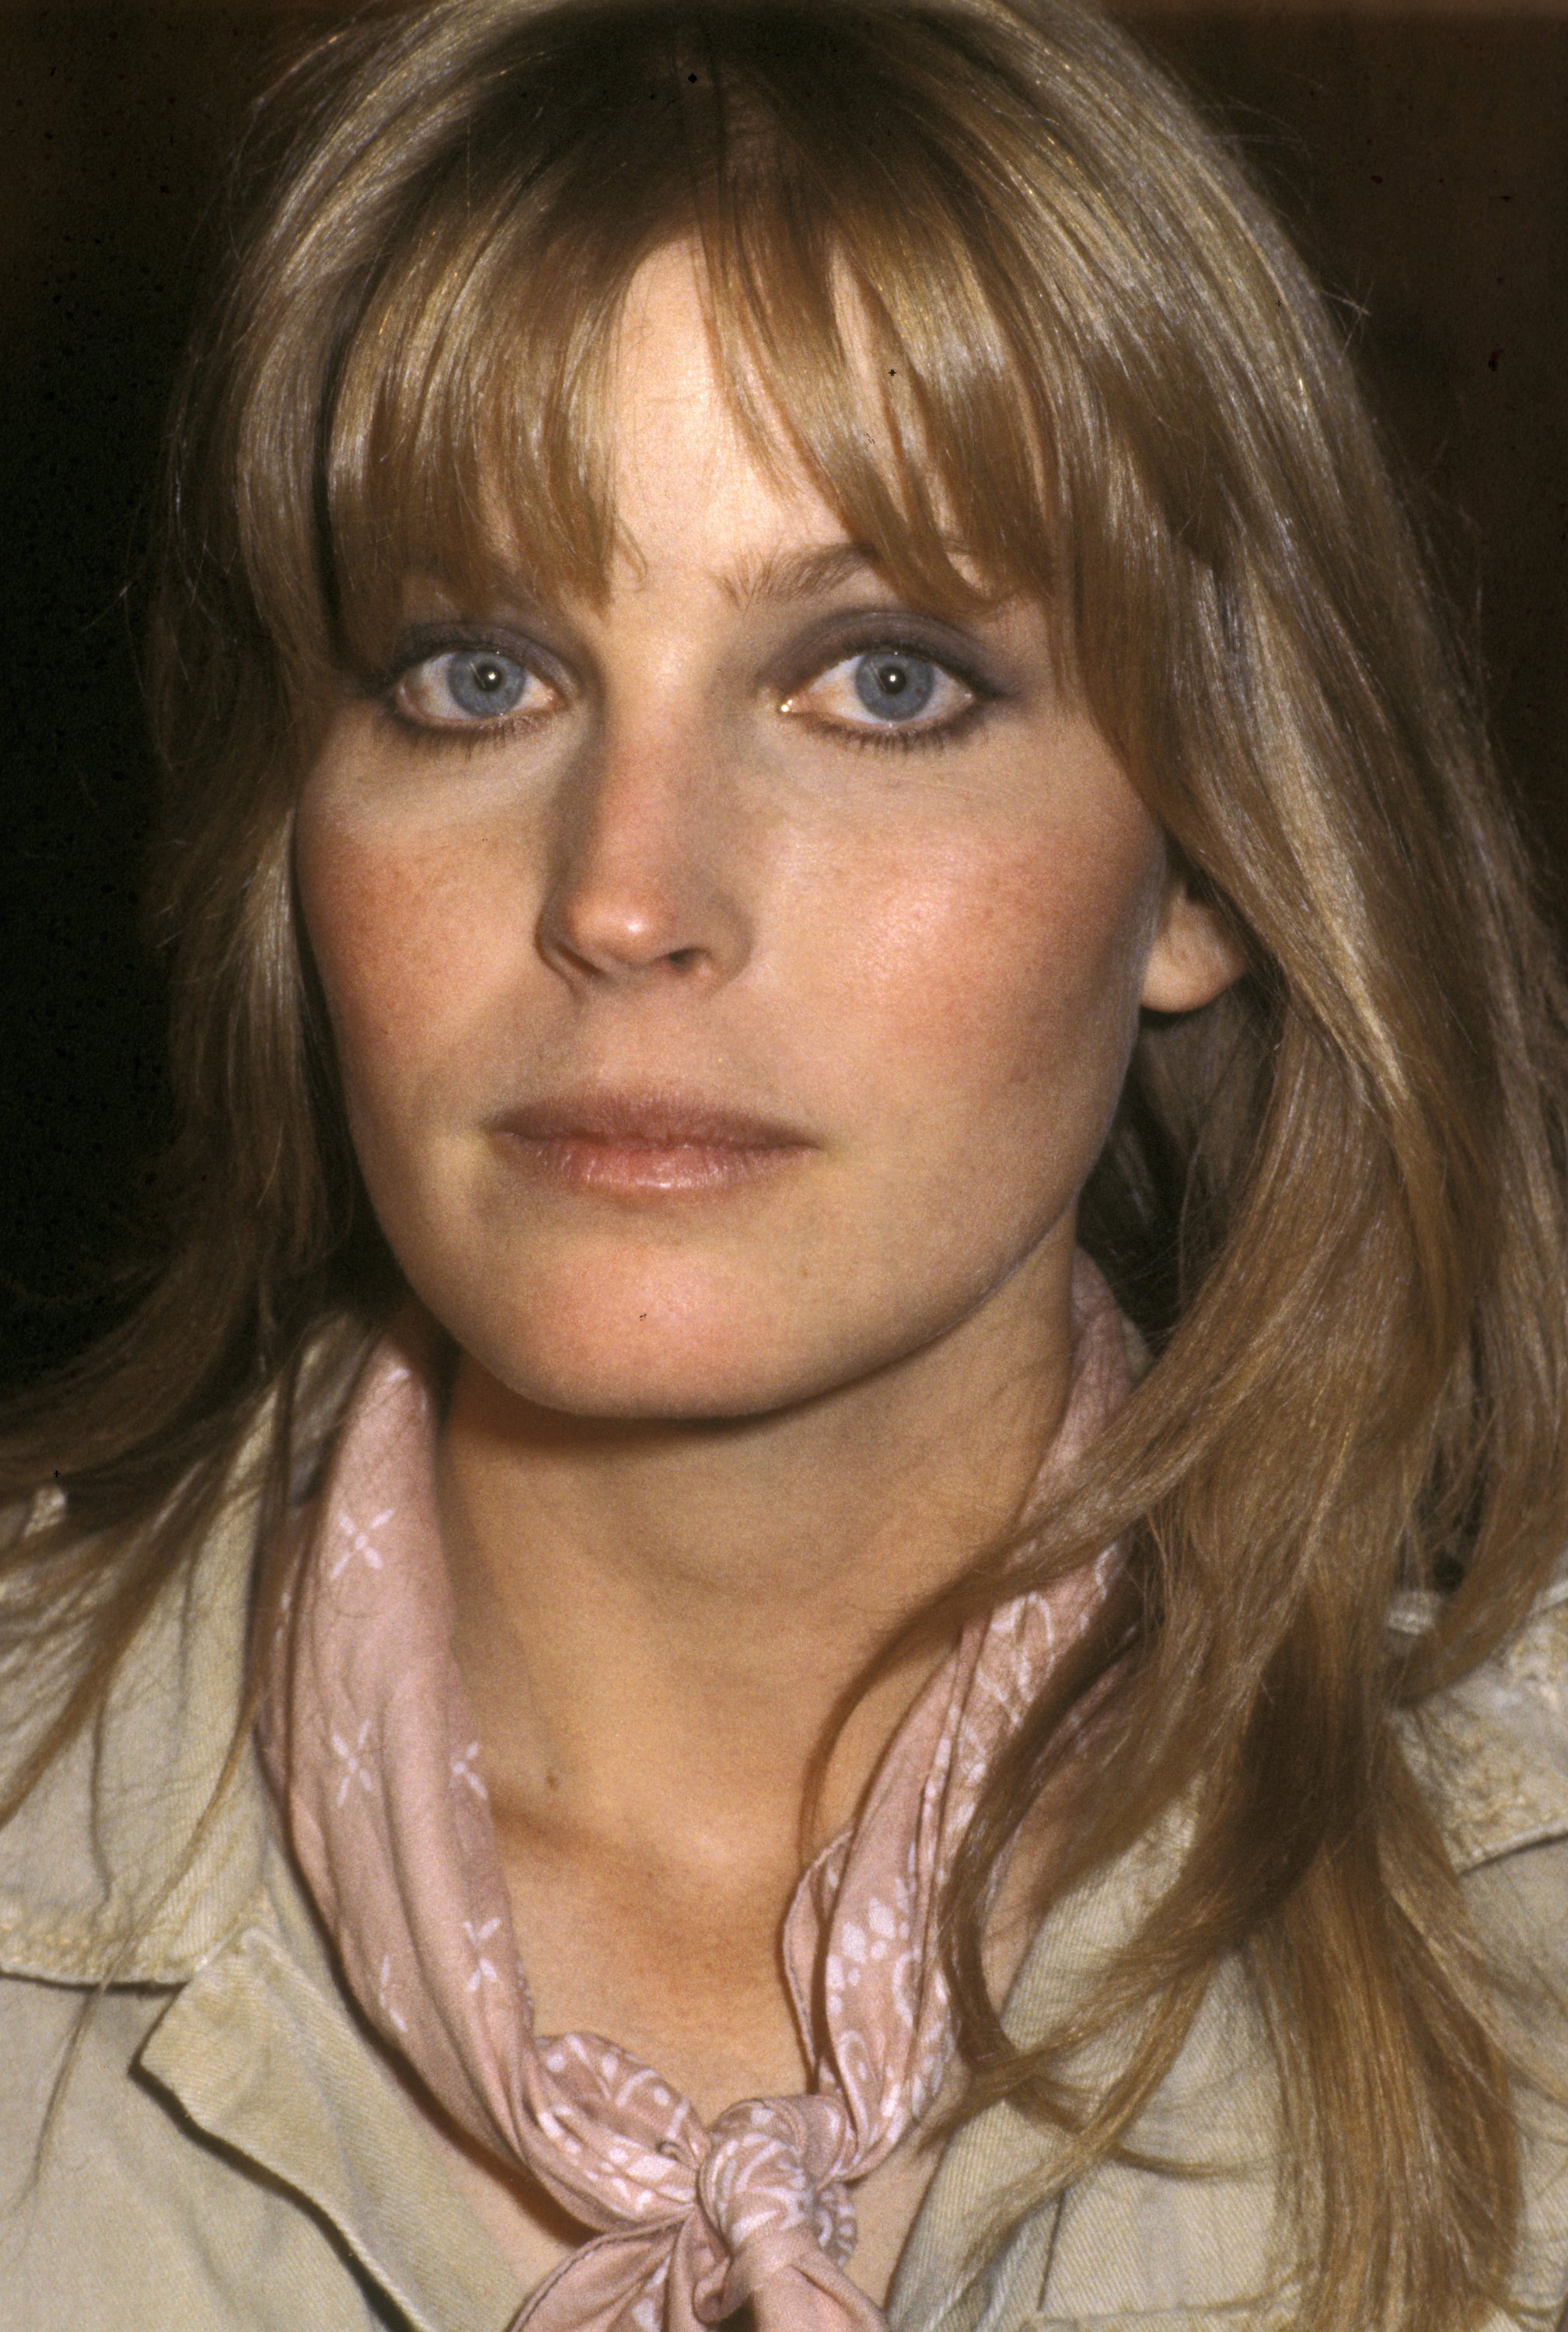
top-left (693, 2096), bottom-right (857, 2313)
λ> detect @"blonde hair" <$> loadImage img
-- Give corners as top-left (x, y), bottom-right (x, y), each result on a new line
top-left (5, 3), bottom-right (1568, 2325)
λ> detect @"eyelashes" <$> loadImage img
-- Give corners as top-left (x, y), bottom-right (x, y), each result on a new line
top-left (779, 644), bottom-right (994, 755)
top-left (397, 646), bottom-right (537, 725)
top-left (373, 620), bottom-right (1004, 759)
top-left (377, 637), bottom-right (564, 752)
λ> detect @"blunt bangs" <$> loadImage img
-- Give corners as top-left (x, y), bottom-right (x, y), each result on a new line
top-left (317, 3), bottom-right (1068, 675)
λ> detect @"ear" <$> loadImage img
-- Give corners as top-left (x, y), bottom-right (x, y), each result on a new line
top-left (1140, 871), bottom-right (1247, 1014)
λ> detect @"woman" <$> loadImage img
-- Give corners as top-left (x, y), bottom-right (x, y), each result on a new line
top-left (3, 2), bottom-right (1567, 2327)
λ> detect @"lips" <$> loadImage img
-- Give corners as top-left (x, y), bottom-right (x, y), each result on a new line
top-left (490, 1089), bottom-right (814, 1196)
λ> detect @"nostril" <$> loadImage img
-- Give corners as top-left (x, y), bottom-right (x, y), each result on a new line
top-left (666, 946), bottom-right (704, 971)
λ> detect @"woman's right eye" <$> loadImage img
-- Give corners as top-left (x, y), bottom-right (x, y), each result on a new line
top-left (390, 646), bottom-right (554, 731)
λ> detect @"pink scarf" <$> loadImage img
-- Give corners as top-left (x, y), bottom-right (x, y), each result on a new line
top-left (260, 1256), bottom-right (1126, 2332)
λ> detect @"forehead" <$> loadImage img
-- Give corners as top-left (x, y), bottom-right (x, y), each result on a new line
top-left (604, 244), bottom-right (875, 592)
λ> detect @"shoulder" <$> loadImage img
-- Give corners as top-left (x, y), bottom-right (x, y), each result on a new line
top-left (1410, 1582), bottom-right (1568, 2331)
top-left (892, 1568), bottom-right (1568, 2332)
top-left (0, 1438), bottom-right (272, 1984)
top-left (0, 1328), bottom-right (372, 1983)
top-left (1395, 1567), bottom-right (1568, 1878)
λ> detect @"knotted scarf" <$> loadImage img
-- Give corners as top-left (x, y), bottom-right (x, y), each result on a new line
top-left (260, 1254), bottom-right (1126, 2332)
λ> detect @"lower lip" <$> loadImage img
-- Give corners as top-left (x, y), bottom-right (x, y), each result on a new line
top-left (496, 1132), bottom-right (808, 1197)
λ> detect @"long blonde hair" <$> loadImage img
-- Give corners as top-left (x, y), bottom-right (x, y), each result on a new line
top-left (5, 4), bottom-right (1568, 2325)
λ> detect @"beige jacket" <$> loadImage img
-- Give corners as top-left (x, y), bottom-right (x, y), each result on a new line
top-left (3, 1474), bottom-right (1568, 2332)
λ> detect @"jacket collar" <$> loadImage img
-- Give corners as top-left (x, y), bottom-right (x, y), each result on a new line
top-left (135, 1845), bottom-right (526, 2332)
top-left (5, 1470), bottom-right (1568, 2332)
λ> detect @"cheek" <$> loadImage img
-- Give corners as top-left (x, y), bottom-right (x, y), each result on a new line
top-left (826, 820), bottom-right (1161, 1138)
top-left (295, 810), bottom-right (524, 1115)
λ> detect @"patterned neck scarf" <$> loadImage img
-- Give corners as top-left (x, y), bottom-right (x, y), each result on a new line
top-left (260, 1255), bottom-right (1126, 2332)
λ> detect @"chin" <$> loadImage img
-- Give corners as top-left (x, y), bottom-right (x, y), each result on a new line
top-left (424, 1262), bottom-right (848, 1423)
top-left (477, 1332), bottom-right (826, 1424)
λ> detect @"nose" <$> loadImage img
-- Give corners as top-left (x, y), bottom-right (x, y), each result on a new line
top-left (534, 711), bottom-right (753, 992)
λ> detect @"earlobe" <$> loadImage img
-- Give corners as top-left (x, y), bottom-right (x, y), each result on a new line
top-left (1140, 881), bottom-right (1248, 1014)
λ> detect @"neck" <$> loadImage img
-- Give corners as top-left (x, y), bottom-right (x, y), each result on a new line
top-left (435, 1234), bottom-right (1080, 1870)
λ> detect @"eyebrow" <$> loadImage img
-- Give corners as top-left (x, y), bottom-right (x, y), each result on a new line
top-left (720, 542), bottom-right (889, 609)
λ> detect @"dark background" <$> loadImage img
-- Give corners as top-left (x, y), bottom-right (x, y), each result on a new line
top-left (2, 1), bottom-right (1566, 1391)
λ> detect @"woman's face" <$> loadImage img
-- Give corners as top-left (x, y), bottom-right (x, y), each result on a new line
top-left (295, 246), bottom-right (1238, 1421)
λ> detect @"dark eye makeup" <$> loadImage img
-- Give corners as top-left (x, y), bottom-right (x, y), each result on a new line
top-left (774, 616), bottom-right (1004, 755)
top-left (368, 609), bottom-right (1008, 757)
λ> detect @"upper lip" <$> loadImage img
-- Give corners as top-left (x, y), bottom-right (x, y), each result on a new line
top-left (492, 1089), bottom-right (815, 1149)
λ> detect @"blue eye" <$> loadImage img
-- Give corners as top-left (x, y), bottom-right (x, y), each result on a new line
top-left (393, 644), bottom-right (546, 731)
top-left (852, 651), bottom-right (937, 722)
top-left (441, 649), bottom-right (529, 719)
top-left (782, 644), bottom-right (979, 744)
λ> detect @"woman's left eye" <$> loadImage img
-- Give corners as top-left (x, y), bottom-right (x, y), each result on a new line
top-left (783, 648), bottom-right (976, 739)
top-left (392, 646), bottom-right (553, 729)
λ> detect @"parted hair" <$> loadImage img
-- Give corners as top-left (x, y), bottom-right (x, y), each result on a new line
top-left (5, 4), bottom-right (1568, 2326)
